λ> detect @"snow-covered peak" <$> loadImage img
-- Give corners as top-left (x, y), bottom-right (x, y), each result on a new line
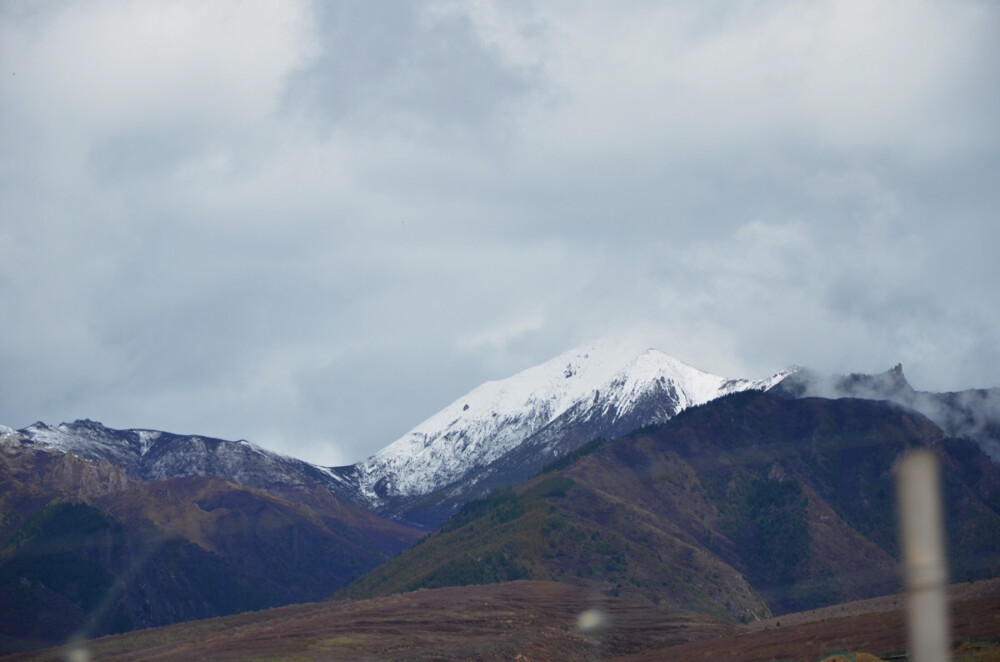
top-left (394, 342), bottom-right (639, 443)
top-left (612, 350), bottom-right (793, 409)
top-left (606, 349), bottom-right (736, 411)
top-left (352, 343), bottom-right (641, 501)
top-left (352, 343), bottom-right (789, 505)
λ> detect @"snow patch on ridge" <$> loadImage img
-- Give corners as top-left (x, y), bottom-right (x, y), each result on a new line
top-left (595, 349), bottom-right (788, 425)
top-left (136, 430), bottom-right (162, 455)
top-left (0, 424), bottom-right (19, 445)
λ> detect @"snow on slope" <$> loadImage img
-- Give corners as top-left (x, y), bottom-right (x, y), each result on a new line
top-left (352, 343), bottom-right (788, 505)
top-left (0, 424), bottom-right (18, 444)
top-left (351, 343), bottom-right (637, 502)
top-left (16, 419), bottom-right (326, 492)
top-left (597, 349), bottom-right (788, 420)
top-left (7, 344), bottom-right (792, 514)
top-left (21, 419), bottom-right (153, 467)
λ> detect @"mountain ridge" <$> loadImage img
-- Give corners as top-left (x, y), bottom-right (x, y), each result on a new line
top-left (10, 344), bottom-right (792, 528)
top-left (11, 348), bottom-right (1000, 529)
top-left (14, 419), bottom-right (355, 504)
top-left (10, 356), bottom-right (996, 543)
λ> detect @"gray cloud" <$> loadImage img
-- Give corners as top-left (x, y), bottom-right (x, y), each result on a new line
top-left (1, 0), bottom-right (998, 466)
top-left (286, 1), bottom-right (534, 131)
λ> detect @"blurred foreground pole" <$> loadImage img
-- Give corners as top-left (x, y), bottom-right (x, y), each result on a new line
top-left (897, 448), bottom-right (950, 662)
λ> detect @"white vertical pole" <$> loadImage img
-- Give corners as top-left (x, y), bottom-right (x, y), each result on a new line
top-left (897, 448), bottom-right (950, 662)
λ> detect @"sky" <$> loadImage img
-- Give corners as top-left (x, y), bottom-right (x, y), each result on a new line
top-left (1, 0), bottom-right (998, 467)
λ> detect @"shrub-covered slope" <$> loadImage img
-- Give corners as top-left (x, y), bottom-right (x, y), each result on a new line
top-left (338, 392), bottom-right (1000, 619)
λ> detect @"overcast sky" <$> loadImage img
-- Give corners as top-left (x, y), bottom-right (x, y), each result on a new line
top-left (2, 1), bottom-right (998, 466)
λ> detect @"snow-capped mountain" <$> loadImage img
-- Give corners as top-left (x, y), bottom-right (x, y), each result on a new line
top-left (540, 348), bottom-right (790, 445)
top-left (16, 419), bottom-right (347, 499)
top-left (13, 345), bottom-right (1000, 529)
top-left (9, 344), bottom-right (790, 527)
top-left (338, 343), bottom-right (789, 521)
top-left (346, 343), bottom-right (638, 503)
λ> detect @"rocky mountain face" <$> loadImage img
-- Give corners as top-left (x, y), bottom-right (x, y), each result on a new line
top-left (338, 392), bottom-right (1000, 620)
top-left (17, 419), bottom-right (352, 501)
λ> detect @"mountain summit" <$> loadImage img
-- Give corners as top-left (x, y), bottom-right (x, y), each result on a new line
top-left (336, 344), bottom-right (789, 524)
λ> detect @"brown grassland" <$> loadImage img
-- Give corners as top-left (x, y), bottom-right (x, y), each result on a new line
top-left (2, 578), bottom-right (997, 662)
top-left (617, 578), bottom-right (1000, 661)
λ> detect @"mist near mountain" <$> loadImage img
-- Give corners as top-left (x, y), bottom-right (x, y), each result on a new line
top-left (774, 364), bottom-right (1000, 461)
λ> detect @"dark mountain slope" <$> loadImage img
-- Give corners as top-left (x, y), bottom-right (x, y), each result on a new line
top-left (0, 436), bottom-right (422, 654)
top-left (338, 471), bottom-right (774, 622)
top-left (337, 392), bottom-right (1000, 619)
top-left (0, 501), bottom-right (270, 648)
top-left (351, 372), bottom-right (788, 528)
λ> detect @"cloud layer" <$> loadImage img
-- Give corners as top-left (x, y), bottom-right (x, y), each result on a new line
top-left (2, 0), bottom-right (998, 465)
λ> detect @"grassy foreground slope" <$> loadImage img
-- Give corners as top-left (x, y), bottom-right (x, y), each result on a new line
top-left (1, 581), bottom-right (735, 662)
top-left (5, 579), bottom-right (997, 662)
top-left (615, 578), bottom-right (1000, 662)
